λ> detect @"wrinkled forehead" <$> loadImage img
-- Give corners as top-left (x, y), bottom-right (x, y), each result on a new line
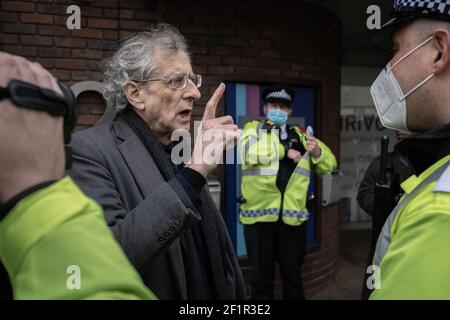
top-left (152, 48), bottom-right (192, 73)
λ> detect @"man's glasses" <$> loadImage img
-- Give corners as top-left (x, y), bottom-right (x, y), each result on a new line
top-left (133, 72), bottom-right (202, 90)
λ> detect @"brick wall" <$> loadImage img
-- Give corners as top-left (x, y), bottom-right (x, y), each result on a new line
top-left (1, 0), bottom-right (341, 299)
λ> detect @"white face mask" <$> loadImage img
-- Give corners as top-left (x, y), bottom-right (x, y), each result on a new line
top-left (370, 36), bottom-right (435, 133)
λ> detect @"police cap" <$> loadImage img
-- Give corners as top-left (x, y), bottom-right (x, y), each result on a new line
top-left (370, 0), bottom-right (450, 49)
top-left (262, 85), bottom-right (295, 107)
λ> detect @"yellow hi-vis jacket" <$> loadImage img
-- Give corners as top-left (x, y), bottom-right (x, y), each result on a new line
top-left (370, 155), bottom-right (450, 299)
top-left (239, 120), bottom-right (337, 226)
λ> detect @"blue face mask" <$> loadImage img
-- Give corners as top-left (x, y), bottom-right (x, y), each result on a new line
top-left (267, 108), bottom-right (288, 126)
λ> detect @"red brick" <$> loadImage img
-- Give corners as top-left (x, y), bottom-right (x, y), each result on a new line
top-left (282, 70), bottom-right (299, 79)
top-left (194, 35), bottom-right (222, 46)
top-left (189, 44), bottom-right (208, 55)
top-left (209, 46), bottom-right (236, 56)
top-left (164, 12), bottom-right (193, 24)
top-left (247, 57), bottom-right (271, 68)
top-left (194, 55), bottom-right (221, 65)
top-left (71, 71), bottom-right (103, 82)
top-left (81, 7), bottom-right (103, 18)
top-left (223, 37), bottom-right (248, 47)
top-left (237, 47), bottom-right (260, 57)
top-left (104, 8), bottom-right (118, 19)
top-left (2, 23), bottom-right (36, 34)
top-left (119, 9), bottom-right (134, 19)
top-left (38, 47), bottom-right (72, 58)
top-left (179, 24), bottom-right (208, 35)
top-left (88, 18), bottom-right (118, 29)
top-left (223, 56), bottom-right (247, 66)
top-left (54, 59), bottom-right (88, 70)
top-left (90, 0), bottom-right (118, 8)
top-left (259, 68), bottom-right (280, 77)
top-left (20, 13), bottom-right (53, 25)
top-left (1, 1), bottom-right (35, 12)
top-left (72, 49), bottom-right (103, 60)
top-left (192, 65), bottom-right (208, 74)
top-left (51, 69), bottom-right (71, 81)
top-left (87, 39), bottom-right (116, 51)
top-left (119, 31), bottom-right (135, 39)
top-left (87, 60), bottom-right (102, 71)
top-left (134, 10), bottom-right (157, 20)
top-left (119, 20), bottom-right (150, 31)
top-left (3, 45), bottom-right (37, 57)
top-left (234, 66), bottom-right (259, 75)
top-left (38, 25), bottom-right (70, 36)
top-left (36, 3), bottom-right (65, 15)
top-left (249, 39), bottom-right (271, 49)
top-left (209, 26), bottom-right (235, 36)
top-left (237, 27), bottom-right (260, 37)
top-left (119, 0), bottom-right (148, 8)
top-left (0, 34), bottom-right (18, 45)
top-left (207, 66), bottom-right (235, 74)
top-left (20, 35), bottom-right (53, 47)
top-left (33, 58), bottom-right (54, 69)
top-left (54, 37), bottom-right (86, 49)
top-left (103, 30), bottom-right (118, 40)
top-left (0, 12), bottom-right (18, 23)
top-left (71, 28), bottom-right (103, 39)
top-left (292, 62), bottom-right (305, 72)
top-left (261, 49), bottom-right (282, 59)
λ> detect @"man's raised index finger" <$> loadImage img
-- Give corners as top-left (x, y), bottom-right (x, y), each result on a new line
top-left (202, 83), bottom-right (225, 121)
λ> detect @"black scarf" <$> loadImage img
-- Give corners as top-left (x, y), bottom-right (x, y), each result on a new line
top-left (121, 109), bottom-right (218, 300)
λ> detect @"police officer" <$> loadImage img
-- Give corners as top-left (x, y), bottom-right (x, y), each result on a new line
top-left (368, 0), bottom-right (450, 299)
top-left (239, 85), bottom-right (336, 300)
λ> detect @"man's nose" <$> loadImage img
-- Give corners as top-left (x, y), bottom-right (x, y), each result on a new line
top-left (183, 80), bottom-right (201, 100)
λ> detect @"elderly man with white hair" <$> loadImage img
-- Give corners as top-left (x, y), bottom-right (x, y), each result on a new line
top-left (69, 23), bottom-right (244, 300)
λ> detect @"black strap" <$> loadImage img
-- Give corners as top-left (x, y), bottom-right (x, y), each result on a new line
top-left (0, 80), bottom-right (68, 116)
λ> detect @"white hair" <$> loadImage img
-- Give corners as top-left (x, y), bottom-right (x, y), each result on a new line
top-left (103, 23), bottom-right (189, 111)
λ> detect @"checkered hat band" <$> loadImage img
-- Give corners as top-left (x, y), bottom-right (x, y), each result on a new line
top-left (394, 0), bottom-right (450, 15)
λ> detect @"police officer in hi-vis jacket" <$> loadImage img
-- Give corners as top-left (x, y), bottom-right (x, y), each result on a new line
top-left (239, 85), bottom-right (336, 300)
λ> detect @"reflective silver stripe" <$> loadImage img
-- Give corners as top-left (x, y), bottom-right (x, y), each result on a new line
top-left (257, 121), bottom-right (263, 132)
top-left (241, 168), bottom-right (278, 176)
top-left (294, 167), bottom-right (310, 177)
top-left (243, 137), bottom-right (258, 154)
top-left (373, 161), bottom-right (450, 267)
top-left (303, 153), bottom-right (310, 162)
top-left (433, 163), bottom-right (450, 193)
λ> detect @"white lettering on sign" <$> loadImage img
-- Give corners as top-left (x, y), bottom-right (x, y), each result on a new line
top-left (66, 5), bottom-right (81, 30)
top-left (366, 5), bottom-right (381, 30)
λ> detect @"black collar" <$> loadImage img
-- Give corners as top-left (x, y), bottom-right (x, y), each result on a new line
top-left (395, 122), bottom-right (450, 175)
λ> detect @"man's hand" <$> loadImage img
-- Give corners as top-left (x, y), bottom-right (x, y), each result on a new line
top-left (185, 83), bottom-right (239, 177)
top-left (287, 149), bottom-right (302, 163)
top-left (0, 52), bottom-right (65, 204)
top-left (306, 137), bottom-right (321, 158)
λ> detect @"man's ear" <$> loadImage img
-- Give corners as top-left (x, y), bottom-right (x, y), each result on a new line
top-left (263, 104), bottom-right (268, 116)
top-left (432, 29), bottom-right (450, 75)
top-left (123, 82), bottom-right (145, 111)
